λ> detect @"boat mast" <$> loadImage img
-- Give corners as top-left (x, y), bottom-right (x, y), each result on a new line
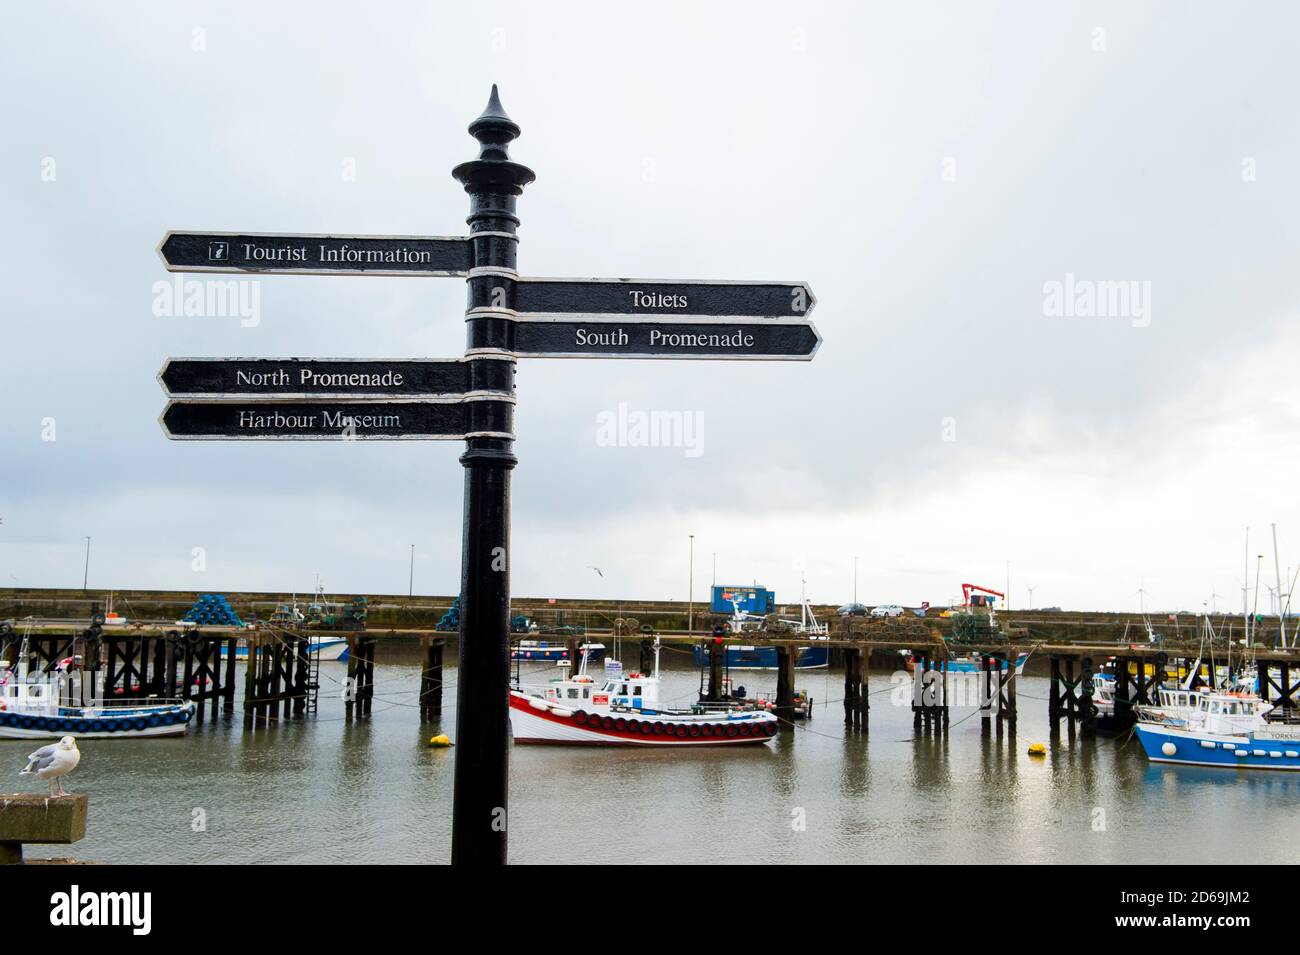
top-left (1273, 523), bottom-right (1287, 649)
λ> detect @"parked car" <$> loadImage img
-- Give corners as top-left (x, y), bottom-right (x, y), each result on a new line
top-left (871, 604), bottom-right (904, 618)
top-left (837, 603), bottom-right (869, 617)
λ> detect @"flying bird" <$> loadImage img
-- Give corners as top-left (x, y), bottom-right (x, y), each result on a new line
top-left (587, 566), bottom-right (603, 577)
top-left (20, 736), bottom-right (80, 797)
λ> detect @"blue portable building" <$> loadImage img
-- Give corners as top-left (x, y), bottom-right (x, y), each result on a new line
top-left (710, 585), bottom-right (775, 615)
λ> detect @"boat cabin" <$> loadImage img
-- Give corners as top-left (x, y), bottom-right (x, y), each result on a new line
top-left (541, 671), bottom-right (661, 713)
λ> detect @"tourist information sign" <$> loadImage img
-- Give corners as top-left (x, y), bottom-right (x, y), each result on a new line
top-left (156, 85), bottom-right (821, 866)
top-left (157, 231), bottom-right (473, 276)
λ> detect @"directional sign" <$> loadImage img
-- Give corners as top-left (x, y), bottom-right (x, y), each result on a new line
top-left (158, 358), bottom-right (502, 399)
top-left (509, 317), bottom-right (820, 360)
top-left (160, 398), bottom-right (512, 441)
top-left (158, 231), bottom-right (472, 276)
top-left (512, 277), bottom-right (815, 319)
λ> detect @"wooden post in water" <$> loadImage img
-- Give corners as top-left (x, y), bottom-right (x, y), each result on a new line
top-left (775, 645), bottom-right (795, 719)
top-left (980, 654), bottom-right (993, 737)
top-left (1002, 655), bottom-right (1016, 735)
top-left (242, 634), bottom-right (258, 729)
top-left (268, 637), bottom-right (284, 723)
top-left (1113, 657), bottom-right (1133, 729)
top-left (911, 649), bottom-right (925, 730)
top-left (344, 635), bottom-right (358, 721)
top-left (1079, 655), bottom-right (1096, 738)
top-left (420, 634), bottom-right (444, 720)
top-left (842, 647), bottom-right (860, 731)
top-left (292, 634), bottom-right (309, 717)
top-left (638, 638), bottom-right (655, 676)
top-left (223, 636), bottom-right (237, 711)
top-left (706, 635), bottom-right (724, 702)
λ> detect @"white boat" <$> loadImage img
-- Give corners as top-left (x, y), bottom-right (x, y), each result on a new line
top-left (0, 629), bottom-right (195, 740)
top-left (509, 641), bottom-right (778, 746)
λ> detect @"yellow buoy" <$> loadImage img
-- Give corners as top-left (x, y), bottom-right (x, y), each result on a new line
top-left (428, 734), bottom-right (453, 747)
top-left (1027, 742), bottom-right (1047, 757)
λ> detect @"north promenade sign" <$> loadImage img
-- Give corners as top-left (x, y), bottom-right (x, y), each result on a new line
top-left (158, 358), bottom-right (488, 398)
top-left (156, 86), bottom-right (821, 864)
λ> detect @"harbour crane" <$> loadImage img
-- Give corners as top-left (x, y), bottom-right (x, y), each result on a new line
top-left (960, 582), bottom-right (1005, 608)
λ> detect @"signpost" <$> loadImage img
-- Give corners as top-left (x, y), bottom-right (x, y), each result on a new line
top-left (157, 85), bottom-right (820, 866)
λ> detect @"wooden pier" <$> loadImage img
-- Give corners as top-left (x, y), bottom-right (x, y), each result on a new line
top-left (5, 615), bottom-right (1300, 738)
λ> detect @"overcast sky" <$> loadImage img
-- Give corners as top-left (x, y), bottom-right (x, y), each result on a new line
top-left (3, 1), bottom-right (1300, 614)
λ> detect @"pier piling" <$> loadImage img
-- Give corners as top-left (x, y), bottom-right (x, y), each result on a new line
top-left (774, 645), bottom-right (796, 720)
top-left (843, 647), bottom-right (865, 732)
top-left (420, 635), bottom-right (444, 720)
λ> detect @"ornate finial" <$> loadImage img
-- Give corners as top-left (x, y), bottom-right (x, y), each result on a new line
top-left (452, 85), bottom-right (535, 196)
top-left (468, 84), bottom-right (521, 159)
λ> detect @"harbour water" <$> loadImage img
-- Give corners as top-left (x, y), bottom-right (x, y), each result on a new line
top-left (16, 654), bottom-right (1300, 864)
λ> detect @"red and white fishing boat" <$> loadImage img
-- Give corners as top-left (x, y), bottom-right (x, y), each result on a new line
top-left (509, 640), bottom-right (779, 746)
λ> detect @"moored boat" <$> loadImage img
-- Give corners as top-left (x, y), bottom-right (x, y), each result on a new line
top-left (509, 641), bottom-right (779, 746)
top-left (0, 629), bottom-right (195, 740)
top-left (1135, 688), bottom-right (1300, 771)
top-left (512, 639), bottom-right (606, 664)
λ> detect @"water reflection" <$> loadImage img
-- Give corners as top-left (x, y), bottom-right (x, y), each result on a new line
top-left (15, 660), bottom-right (1299, 864)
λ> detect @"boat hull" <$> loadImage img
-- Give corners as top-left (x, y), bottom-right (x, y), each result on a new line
top-left (0, 703), bottom-right (197, 740)
top-left (512, 642), bottom-right (606, 663)
top-left (693, 645), bottom-right (829, 670)
top-left (1135, 723), bottom-right (1300, 771)
top-left (509, 692), bottom-right (777, 746)
top-left (234, 638), bottom-right (349, 662)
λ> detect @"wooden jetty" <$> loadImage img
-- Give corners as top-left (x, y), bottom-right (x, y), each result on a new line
top-left (4, 615), bottom-right (1298, 738)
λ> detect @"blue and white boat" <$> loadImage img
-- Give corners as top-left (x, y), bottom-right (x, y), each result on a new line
top-left (232, 637), bottom-right (350, 662)
top-left (932, 652), bottom-right (1029, 675)
top-left (1135, 689), bottom-right (1300, 771)
top-left (0, 637), bottom-right (195, 740)
top-left (693, 644), bottom-right (830, 670)
top-left (512, 640), bottom-right (606, 664)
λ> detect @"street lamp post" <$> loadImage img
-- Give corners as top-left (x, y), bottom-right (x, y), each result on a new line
top-left (409, 543), bottom-right (415, 599)
top-left (853, 556), bottom-right (858, 605)
top-left (82, 536), bottom-right (90, 592)
top-left (688, 534), bottom-right (695, 632)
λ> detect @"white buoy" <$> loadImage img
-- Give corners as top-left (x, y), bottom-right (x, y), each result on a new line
top-left (1161, 742), bottom-right (1177, 757)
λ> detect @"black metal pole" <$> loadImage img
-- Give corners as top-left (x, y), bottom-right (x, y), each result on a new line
top-left (450, 86), bottom-right (533, 865)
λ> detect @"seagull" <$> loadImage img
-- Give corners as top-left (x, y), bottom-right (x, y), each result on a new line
top-left (20, 736), bottom-right (80, 797)
top-left (587, 566), bottom-right (603, 577)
